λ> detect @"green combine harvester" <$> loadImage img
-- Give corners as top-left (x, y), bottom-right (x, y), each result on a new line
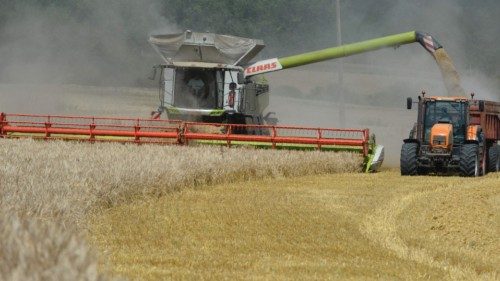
top-left (145, 30), bottom-right (445, 171)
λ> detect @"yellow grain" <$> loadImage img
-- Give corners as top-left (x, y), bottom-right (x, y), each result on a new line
top-left (433, 49), bottom-right (466, 97)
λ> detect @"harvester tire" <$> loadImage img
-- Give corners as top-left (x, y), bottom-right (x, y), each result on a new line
top-left (488, 144), bottom-right (499, 172)
top-left (400, 142), bottom-right (418, 175)
top-left (459, 143), bottom-right (480, 177)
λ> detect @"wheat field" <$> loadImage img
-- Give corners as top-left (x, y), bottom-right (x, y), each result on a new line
top-left (0, 138), bottom-right (361, 280)
top-left (1, 138), bottom-right (498, 280)
top-left (89, 171), bottom-right (499, 280)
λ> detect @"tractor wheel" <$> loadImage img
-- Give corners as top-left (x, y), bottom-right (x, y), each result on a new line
top-left (400, 142), bottom-right (419, 175)
top-left (459, 143), bottom-right (480, 177)
top-left (488, 144), bottom-right (499, 172)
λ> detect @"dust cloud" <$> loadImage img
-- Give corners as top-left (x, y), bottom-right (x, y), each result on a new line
top-left (0, 0), bottom-right (177, 114)
top-left (0, 0), bottom-right (176, 86)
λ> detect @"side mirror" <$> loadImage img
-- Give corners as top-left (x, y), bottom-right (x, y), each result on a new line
top-left (148, 66), bottom-right (157, 80)
top-left (478, 100), bottom-right (485, 112)
top-left (406, 97), bottom-right (413, 110)
top-left (237, 72), bottom-right (245, 84)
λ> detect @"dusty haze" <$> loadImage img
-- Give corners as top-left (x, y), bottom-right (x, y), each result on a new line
top-left (0, 0), bottom-right (177, 85)
top-left (0, 0), bottom-right (499, 166)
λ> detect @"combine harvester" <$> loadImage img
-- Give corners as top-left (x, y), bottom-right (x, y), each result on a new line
top-left (0, 31), bottom-right (455, 172)
top-left (402, 92), bottom-right (499, 176)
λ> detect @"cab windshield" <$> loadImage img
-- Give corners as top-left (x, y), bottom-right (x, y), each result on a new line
top-left (424, 101), bottom-right (467, 144)
top-left (173, 69), bottom-right (223, 109)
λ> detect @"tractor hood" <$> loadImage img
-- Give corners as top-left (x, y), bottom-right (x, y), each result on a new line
top-left (149, 30), bottom-right (265, 66)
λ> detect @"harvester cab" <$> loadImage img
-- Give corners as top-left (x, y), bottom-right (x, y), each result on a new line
top-left (148, 30), bottom-right (271, 126)
top-left (402, 93), bottom-right (499, 176)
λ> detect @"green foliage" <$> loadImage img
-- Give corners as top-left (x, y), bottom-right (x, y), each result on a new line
top-left (161, 0), bottom-right (336, 56)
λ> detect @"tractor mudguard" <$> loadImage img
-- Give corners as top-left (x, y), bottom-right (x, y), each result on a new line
top-left (403, 138), bottom-right (420, 144)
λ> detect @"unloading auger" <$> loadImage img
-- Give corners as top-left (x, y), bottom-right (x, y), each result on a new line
top-left (244, 31), bottom-right (442, 77)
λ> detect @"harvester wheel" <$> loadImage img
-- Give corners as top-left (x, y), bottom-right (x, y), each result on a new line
top-left (459, 143), bottom-right (480, 177)
top-left (400, 142), bottom-right (418, 175)
top-left (488, 144), bottom-right (499, 172)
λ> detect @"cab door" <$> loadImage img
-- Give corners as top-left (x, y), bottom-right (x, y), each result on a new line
top-left (163, 67), bottom-right (175, 106)
top-left (223, 71), bottom-right (242, 112)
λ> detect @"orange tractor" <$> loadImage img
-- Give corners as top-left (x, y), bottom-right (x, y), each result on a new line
top-left (401, 92), bottom-right (499, 176)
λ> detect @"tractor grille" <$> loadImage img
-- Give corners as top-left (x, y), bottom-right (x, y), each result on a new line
top-left (432, 135), bottom-right (446, 146)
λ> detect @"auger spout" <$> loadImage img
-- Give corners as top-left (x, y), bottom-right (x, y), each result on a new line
top-left (244, 31), bottom-right (443, 77)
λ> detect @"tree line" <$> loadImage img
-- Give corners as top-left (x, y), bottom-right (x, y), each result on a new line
top-left (0, 0), bottom-right (498, 85)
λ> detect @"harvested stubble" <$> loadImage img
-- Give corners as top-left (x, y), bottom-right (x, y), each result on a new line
top-left (0, 138), bottom-right (361, 280)
top-left (90, 171), bottom-right (500, 280)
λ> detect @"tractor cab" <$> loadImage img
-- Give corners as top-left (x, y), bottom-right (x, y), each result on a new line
top-left (422, 99), bottom-right (468, 148)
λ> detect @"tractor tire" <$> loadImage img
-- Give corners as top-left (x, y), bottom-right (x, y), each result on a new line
top-left (400, 142), bottom-right (419, 175)
top-left (488, 144), bottom-right (499, 173)
top-left (459, 143), bottom-right (480, 177)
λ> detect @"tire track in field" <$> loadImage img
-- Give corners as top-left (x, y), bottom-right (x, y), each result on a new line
top-left (360, 186), bottom-right (485, 280)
